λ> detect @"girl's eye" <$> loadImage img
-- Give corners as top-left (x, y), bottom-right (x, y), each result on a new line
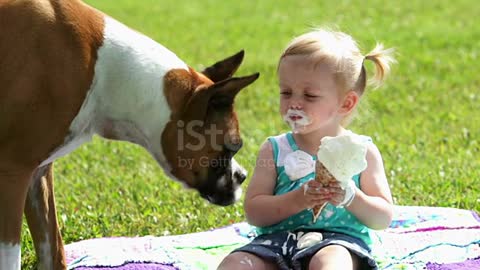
top-left (280, 91), bottom-right (292, 96)
top-left (305, 94), bottom-right (319, 99)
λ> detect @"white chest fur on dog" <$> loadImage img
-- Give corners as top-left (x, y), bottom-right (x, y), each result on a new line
top-left (40, 16), bottom-right (188, 170)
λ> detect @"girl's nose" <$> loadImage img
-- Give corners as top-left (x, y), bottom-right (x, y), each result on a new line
top-left (289, 99), bottom-right (302, 110)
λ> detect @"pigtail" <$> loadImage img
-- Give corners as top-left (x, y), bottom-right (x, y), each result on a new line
top-left (364, 43), bottom-right (396, 87)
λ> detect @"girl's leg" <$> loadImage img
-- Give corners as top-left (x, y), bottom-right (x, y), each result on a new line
top-left (217, 251), bottom-right (278, 270)
top-left (307, 245), bottom-right (360, 270)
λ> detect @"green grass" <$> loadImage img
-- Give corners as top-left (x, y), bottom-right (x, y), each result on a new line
top-left (21, 0), bottom-right (479, 268)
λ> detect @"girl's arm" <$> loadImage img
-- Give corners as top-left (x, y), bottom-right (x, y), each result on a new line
top-left (346, 142), bottom-right (394, 230)
top-left (244, 141), bottom-right (327, 227)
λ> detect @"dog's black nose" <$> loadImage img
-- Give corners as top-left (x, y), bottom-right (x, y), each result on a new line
top-left (234, 170), bottom-right (247, 184)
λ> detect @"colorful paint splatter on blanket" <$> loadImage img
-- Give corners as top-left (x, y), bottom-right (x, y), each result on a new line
top-left (65, 206), bottom-right (480, 270)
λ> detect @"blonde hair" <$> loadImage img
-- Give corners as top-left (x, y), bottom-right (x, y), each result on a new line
top-left (279, 28), bottom-right (395, 95)
top-left (279, 28), bottom-right (396, 125)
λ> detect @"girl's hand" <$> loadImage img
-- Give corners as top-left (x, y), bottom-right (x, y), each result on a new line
top-left (323, 181), bottom-right (347, 206)
top-left (294, 180), bottom-right (331, 209)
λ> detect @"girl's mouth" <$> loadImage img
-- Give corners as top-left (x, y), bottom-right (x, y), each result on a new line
top-left (289, 115), bottom-right (303, 121)
top-left (283, 109), bottom-right (312, 133)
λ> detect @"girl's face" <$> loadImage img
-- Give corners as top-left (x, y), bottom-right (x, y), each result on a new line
top-left (278, 55), bottom-right (346, 134)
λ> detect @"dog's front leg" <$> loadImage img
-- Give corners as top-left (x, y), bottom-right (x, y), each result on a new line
top-left (0, 169), bottom-right (33, 270)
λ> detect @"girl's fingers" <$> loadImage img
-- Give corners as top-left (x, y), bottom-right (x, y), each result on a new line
top-left (329, 191), bottom-right (347, 205)
top-left (306, 189), bottom-right (324, 196)
top-left (306, 194), bottom-right (330, 201)
top-left (307, 180), bottom-right (322, 187)
top-left (311, 197), bottom-right (330, 204)
top-left (304, 181), bottom-right (350, 207)
top-left (308, 188), bottom-right (342, 197)
top-left (325, 187), bottom-right (345, 196)
top-left (309, 189), bottom-right (331, 197)
top-left (327, 182), bottom-right (341, 188)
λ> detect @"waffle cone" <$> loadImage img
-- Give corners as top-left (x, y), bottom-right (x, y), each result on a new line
top-left (312, 161), bottom-right (337, 222)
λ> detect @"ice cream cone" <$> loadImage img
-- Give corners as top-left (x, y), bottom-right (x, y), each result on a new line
top-left (312, 132), bottom-right (368, 222)
top-left (312, 160), bottom-right (337, 222)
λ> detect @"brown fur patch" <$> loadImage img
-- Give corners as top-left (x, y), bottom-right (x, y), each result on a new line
top-left (0, 0), bottom-right (105, 171)
top-left (162, 68), bottom-right (215, 188)
top-left (0, 0), bottom-right (105, 247)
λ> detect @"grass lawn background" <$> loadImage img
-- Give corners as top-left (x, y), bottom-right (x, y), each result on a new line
top-left (21, 0), bottom-right (479, 268)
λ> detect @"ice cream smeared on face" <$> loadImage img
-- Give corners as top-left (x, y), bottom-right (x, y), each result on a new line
top-left (283, 109), bottom-right (312, 133)
top-left (317, 131), bottom-right (368, 188)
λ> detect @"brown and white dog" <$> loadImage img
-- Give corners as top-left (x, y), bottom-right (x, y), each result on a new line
top-left (0, 0), bottom-right (259, 269)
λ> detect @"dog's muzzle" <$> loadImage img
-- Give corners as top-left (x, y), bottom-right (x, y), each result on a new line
top-left (199, 158), bottom-right (247, 206)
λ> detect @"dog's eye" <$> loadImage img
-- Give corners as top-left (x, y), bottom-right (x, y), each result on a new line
top-left (224, 140), bottom-right (243, 154)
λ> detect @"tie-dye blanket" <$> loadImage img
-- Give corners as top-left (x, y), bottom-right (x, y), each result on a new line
top-left (65, 206), bottom-right (480, 270)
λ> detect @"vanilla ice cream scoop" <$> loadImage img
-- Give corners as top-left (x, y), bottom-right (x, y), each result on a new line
top-left (317, 132), bottom-right (368, 188)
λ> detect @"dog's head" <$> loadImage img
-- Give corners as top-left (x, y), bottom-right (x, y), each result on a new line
top-left (161, 51), bottom-right (259, 206)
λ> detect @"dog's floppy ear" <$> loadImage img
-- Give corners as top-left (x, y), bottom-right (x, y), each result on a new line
top-left (209, 72), bottom-right (259, 107)
top-left (183, 72), bottom-right (259, 120)
top-left (201, 50), bottom-right (245, 83)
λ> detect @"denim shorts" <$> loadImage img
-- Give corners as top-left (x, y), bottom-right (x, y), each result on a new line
top-left (231, 230), bottom-right (377, 270)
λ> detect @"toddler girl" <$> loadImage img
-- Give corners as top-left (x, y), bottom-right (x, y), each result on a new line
top-left (218, 28), bottom-right (395, 270)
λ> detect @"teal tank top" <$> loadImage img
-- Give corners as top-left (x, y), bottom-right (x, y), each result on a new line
top-left (255, 132), bottom-right (373, 247)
